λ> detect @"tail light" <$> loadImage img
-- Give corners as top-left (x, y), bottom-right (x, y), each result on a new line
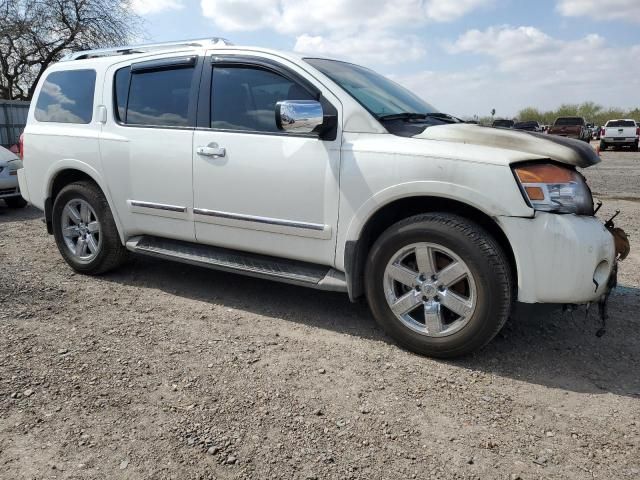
top-left (636, 127), bottom-right (639, 136)
top-left (601, 128), bottom-right (606, 137)
top-left (18, 133), bottom-right (24, 161)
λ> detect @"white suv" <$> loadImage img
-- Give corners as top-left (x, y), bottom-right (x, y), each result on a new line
top-left (18, 38), bottom-right (620, 357)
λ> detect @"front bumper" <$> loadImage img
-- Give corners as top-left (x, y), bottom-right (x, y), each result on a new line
top-left (498, 213), bottom-right (615, 304)
top-left (0, 169), bottom-right (21, 199)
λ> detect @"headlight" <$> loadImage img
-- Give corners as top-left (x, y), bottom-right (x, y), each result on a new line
top-left (513, 163), bottom-right (593, 215)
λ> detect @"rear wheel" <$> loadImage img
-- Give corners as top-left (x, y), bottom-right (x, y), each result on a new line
top-left (52, 181), bottom-right (127, 275)
top-left (5, 196), bottom-right (27, 208)
top-left (632, 141), bottom-right (638, 152)
top-left (599, 141), bottom-right (607, 151)
top-left (365, 213), bottom-right (513, 358)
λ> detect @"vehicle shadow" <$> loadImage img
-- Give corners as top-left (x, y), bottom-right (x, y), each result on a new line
top-left (0, 204), bottom-right (42, 223)
top-left (103, 255), bottom-right (640, 399)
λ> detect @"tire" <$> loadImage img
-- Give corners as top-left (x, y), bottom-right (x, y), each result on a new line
top-left (365, 213), bottom-right (513, 358)
top-left (4, 196), bottom-right (27, 208)
top-left (599, 141), bottom-right (607, 151)
top-left (632, 142), bottom-right (638, 152)
top-left (52, 181), bottom-right (127, 275)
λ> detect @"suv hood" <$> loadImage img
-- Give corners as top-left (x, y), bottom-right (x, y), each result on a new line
top-left (413, 123), bottom-right (600, 168)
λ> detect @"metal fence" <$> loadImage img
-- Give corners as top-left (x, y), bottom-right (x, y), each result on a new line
top-left (0, 100), bottom-right (30, 148)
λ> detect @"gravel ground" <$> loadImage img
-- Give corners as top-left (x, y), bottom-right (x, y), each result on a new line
top-left (1, 147), bottom-right (639, 480)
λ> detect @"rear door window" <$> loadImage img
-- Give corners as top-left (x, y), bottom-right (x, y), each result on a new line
top-left (115, 59), bottom-right (196, 127)
top-left (35, 70), bottom-right (96, 124)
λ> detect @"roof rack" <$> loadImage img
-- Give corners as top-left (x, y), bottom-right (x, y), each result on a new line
top-left (61, 37), bottom-right (233, 61)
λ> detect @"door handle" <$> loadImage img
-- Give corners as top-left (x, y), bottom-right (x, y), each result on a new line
top-left (197, 143), bottom-right (226, 158)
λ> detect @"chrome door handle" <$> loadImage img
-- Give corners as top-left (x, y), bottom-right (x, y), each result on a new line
top-left (197, 143), bottom-right (226, 158)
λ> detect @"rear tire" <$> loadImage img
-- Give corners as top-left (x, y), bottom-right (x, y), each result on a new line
top-left (52, 181), bottom-right (127, 275)
top-left (365, 213), bottom-right (513, 358)
top-left (599, 141), bottom-right (607, 151)
top-left (5, 196), bottom-right (27, 208)
top-left (632, 142), bottom-right (639, 152)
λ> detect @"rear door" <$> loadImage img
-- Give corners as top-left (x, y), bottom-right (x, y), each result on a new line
top-left (100, 56), bottom-right (202, 241)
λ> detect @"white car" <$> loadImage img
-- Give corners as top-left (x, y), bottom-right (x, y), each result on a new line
top-left (17, 38), bottom-right (620, 357)
top-left (0, 145), bottom-right (27, 208)
top-left (600, 119), bottom-right (639, 151)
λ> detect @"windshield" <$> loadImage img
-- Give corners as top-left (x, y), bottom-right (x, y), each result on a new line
top-left (606, 120), bottom-right (636, 127)
top-left (305, 58), bottom-right (437, 118)
top-left (555, 117), bottom-right (583, 126)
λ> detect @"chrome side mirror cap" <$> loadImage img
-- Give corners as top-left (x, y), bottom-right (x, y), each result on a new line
top-left (276, 100), bottom-right (323, 134)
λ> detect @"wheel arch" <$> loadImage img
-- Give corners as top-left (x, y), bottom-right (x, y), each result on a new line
top-left (343, 195), bottom-right (518, 301)
top-left (45, 164), bottom-right (124, 243)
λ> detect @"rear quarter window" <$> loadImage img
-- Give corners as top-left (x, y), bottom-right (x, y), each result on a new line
top-left (35, 70), bottom-right (96, 124)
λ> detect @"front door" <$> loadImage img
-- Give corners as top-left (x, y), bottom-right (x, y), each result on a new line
top-left (192, 54), bottom-right (342, 265)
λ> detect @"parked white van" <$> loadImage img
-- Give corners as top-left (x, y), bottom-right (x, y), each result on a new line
top-left (17, 38), bottom-right (623, 357)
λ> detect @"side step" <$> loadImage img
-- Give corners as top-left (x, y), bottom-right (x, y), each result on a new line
top-left (125, 236), bottom-right (347, 292)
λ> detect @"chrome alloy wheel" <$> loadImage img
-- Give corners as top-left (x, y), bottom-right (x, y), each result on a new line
top-left (61, 199), bottom-right (102, 263)
top-left (383, 243), bottom-right (477, 337)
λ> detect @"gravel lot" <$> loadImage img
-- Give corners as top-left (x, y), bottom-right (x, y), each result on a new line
top-left (1, 146), bottom-right (639, 480)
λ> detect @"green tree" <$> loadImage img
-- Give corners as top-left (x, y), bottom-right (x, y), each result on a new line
top-left (0, 0), bottom-right (142, 100)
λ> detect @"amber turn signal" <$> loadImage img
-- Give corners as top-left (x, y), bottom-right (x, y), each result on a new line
top-left (514, 164), bottom-right (577, 184)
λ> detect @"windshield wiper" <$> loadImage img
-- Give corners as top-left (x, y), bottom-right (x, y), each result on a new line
top-left (377, 112), bottom-right (428, 121)
top-left (424, 112), bottom-right (463, 124)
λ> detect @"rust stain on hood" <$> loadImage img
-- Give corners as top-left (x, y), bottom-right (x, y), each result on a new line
top-left (414, 124), bottom-right (601, 168)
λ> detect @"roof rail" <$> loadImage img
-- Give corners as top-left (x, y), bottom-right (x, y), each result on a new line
top-left (61, 37), bottom-right (233, 61)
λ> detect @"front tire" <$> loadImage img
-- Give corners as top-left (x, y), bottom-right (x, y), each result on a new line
top-left (4, 196), bottom-right (27, 208)
top-left (365, 213), bottom-right (513, 358)
top-left (52, 181), bottom-right (127, 275)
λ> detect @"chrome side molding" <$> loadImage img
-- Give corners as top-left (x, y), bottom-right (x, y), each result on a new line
top-left (193, 208), bottom-right (326, 232)
top-left (130, 200), bottom-right (187, 213)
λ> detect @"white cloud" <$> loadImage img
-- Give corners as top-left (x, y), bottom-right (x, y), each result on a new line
top-left (557, 0), bottom-right (640, 23)
top-left (200, 0), bottom-right (492, 33)
top-left (395, 26), bottom-right (640, 117)
top-left (294, 32), bottom-right (426, 65)
top-left (131, 0), bottom-right (183, 15)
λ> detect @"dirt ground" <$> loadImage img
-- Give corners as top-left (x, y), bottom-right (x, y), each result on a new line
top-left (1, 145), bottom-right (639, 480)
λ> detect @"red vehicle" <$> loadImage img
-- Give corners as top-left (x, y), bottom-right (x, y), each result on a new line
top-left (548, 117), bottom-right (590, 142)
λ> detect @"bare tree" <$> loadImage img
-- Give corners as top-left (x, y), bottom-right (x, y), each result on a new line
top-left (0, 0), bottom-right (142, 100)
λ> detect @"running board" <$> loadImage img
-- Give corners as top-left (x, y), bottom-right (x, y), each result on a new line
top-left (125, 236), bottom-right (347, 292)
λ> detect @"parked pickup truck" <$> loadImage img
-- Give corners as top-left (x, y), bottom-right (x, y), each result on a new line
top-left (600, 119), bottom-right (639, 151)
top-left (548, 117), bottom-right (590, 142)
top-left (17, 38), bottom-right (624, 358)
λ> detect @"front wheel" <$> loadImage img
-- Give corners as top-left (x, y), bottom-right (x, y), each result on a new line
top-left (52, 181), bottom-right (127, 275)
top-left (365, 213), bottom-right (513, 358)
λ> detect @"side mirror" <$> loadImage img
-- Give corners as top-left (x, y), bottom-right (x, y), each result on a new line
top-left (275, 100), bottom-right (323, 134)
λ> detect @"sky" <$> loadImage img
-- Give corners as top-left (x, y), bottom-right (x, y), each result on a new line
top-left (131, 0), bottom-right (640, 118)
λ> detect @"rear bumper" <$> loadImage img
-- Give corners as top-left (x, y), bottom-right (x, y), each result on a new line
top-left (498, 213), bottom-right (615, 304)
top-left (601, 137), bottom-right (638, 144)
top-left (17, 168), bottom-right (30, 202)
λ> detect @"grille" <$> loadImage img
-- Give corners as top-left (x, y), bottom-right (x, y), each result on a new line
top-left (0, 187), bottom-right (17, 195)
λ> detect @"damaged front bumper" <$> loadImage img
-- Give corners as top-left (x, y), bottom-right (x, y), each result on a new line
top-left (498, 212), bottom-right (618, 304)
